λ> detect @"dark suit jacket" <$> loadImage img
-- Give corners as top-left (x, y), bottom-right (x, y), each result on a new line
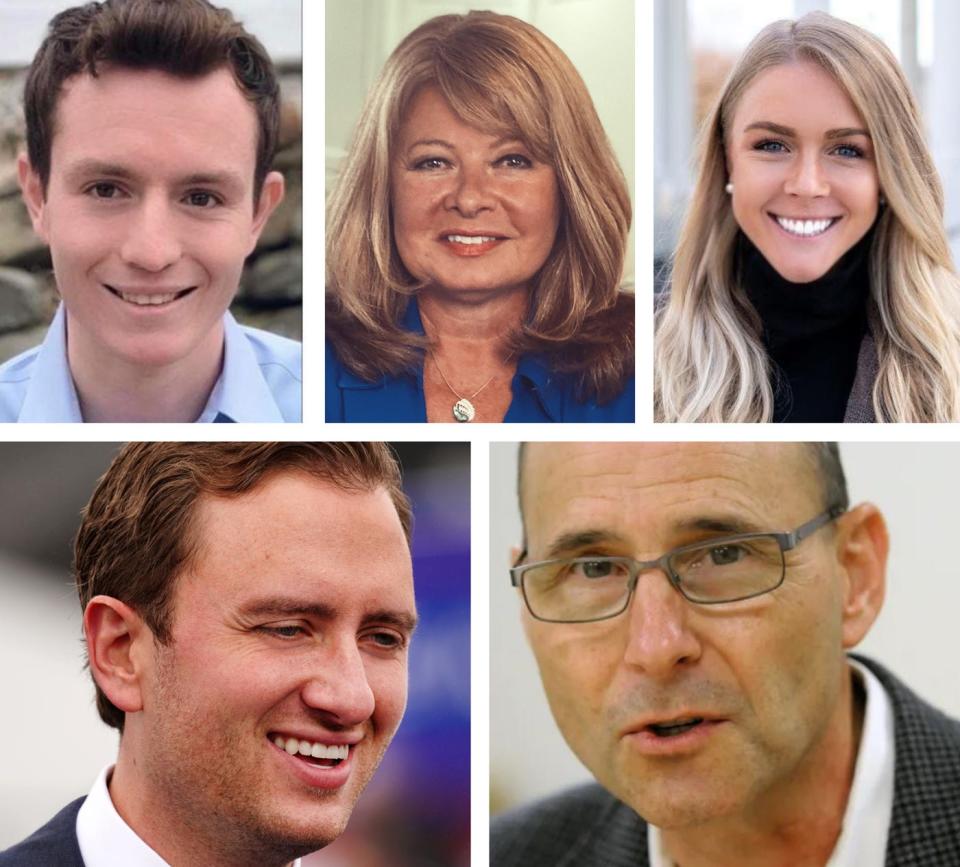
top-left (491, 656), bottom-right (960, 866)
top-left (0, 797), bottom-right (86, 866)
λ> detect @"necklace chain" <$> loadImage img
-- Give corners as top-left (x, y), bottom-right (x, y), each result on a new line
top-left (430, 352), bottom-right (513, 422)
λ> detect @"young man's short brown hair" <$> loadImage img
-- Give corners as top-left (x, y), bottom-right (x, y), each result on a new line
top-left (75, 442), bottom-right (412, 732)
top-left (24, 0), bottom-right (280, 205)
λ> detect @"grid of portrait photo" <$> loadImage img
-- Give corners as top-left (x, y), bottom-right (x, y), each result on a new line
top-left (1, 2), bottom-right (959, 867)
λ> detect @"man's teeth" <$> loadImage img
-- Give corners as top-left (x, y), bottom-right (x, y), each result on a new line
top-left (446, 234), bottom-right (498, 245)
top-left (272, 735), bottom-right (349, 760)
top-left (776, 216), bottom-right (835, 237)
top-left (117, 291), bottom-right (180, 306)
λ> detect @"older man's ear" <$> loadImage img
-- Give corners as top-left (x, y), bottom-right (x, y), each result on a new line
top-left (83, 595), bottom-right (153, 716)
top-left (834, 503), bottom-right (889, 649)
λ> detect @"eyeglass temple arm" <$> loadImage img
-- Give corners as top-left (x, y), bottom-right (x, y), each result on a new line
top-left (782, 504), bottom-right (846, 550)
top-left (509, 548), bottom-right (528, 586)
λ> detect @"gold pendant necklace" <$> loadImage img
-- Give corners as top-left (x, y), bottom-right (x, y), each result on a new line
top-left (431, 355), bottom-right (504, 422)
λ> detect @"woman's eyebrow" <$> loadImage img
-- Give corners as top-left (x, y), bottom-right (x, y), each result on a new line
top-left (742, 121), bottom-right (870, 140)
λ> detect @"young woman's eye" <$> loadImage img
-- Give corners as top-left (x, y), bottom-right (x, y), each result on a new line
top-left (498, 153), bottom-right (532, 169)
top-left (185, 190), bottom-right (221, 208)
top-left (754, 139), bottom-right (788, 154)
top-left (832, 144), bottom-right (864, 159)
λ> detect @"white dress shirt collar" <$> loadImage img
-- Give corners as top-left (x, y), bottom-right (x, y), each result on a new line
top-left (75, 765), bottom-right (303, 866)
top-left (648, 658), bottom-right (895, 867)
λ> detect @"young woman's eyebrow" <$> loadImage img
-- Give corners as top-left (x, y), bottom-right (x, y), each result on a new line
top-left (742, 121), bottom-right (870, 140)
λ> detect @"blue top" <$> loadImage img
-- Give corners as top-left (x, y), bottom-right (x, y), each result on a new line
top-left (0, 304), bottom-right (302, 423)
top-left (325, 300), bottom-right (634, 423)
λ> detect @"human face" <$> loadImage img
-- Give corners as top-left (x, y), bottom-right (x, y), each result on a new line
top-left (19, 67), bottom-right (282, 368)
top-left (140, 473), bottom-right (415, 857)
top-left (391, 86), bottom-right (561, 299)
top-left (726, 61), bottom-right (880, 283)
top-left (520, 443), bottom-right (858, 828)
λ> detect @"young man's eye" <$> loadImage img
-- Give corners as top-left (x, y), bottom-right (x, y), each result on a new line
top-left (86, 182), bottom-right (124, 199)
top-left (259, 624), bottom-right (305, 639)
top-left (184, 190), bottom-right (221, 208)
top-left (366, 631), bottom-right (405, 650)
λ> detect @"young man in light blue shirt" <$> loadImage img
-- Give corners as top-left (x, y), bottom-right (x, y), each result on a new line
top-left (0, 0), bottom-right (301, 423)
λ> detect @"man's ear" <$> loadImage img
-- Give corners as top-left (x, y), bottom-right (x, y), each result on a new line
top-left (835, 503), bottom-right (888, 648)
top-left (17, 153), bottom-right (49, 241)
top-left (83, 595), bottom-right (153, 716)
top-left (247, 169), bottom-right (285, 254)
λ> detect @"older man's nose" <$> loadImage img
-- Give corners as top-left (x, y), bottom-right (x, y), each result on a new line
top-left (620, 569), bottom-right (703, 678)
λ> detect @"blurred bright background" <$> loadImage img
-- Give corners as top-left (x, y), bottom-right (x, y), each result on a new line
top-left (654, 0), bottom-right (960, 281)
top-left (490, 441), bottom-right (960, 815)
top-left (0, 442), bottom-right (470, 867)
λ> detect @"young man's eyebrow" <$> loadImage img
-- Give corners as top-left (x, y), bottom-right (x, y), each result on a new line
top-left (365, 609), bottom-right (419, 635)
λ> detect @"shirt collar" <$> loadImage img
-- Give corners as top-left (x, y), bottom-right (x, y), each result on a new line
top-left (17, 304), bottom-right (83, 422)
top-left (335, 297), bottom-right (562, 420)
top-left (17, 306), bottom-right (284, 423)
top-left (197, 312), bottom-right (285, 423)
top-left (647, 658), bottom-right (895, 867)
top-left (76, 764), bottom-right (304, 867)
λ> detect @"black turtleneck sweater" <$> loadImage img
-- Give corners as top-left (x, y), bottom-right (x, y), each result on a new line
top-left (740, 230), bottom-right (872, 423)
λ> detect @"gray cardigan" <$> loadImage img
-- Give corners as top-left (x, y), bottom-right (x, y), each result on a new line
top-left (491, 655), bottom-right (960, 866)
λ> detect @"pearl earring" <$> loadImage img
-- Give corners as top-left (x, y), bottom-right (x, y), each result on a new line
top-left (725, 182), bottom-right (734, 195)
top-left (879, 193), bottom-right (886, 206)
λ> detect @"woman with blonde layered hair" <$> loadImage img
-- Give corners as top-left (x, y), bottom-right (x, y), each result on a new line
top-left (656, 12), bottom-right (960, 423)
top-left (326, 11), bottom-right (633, 423)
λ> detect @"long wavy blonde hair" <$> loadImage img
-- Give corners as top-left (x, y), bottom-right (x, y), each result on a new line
top-left (656, 12), bottom-right (960, 422)
top-left (327, 11), bottom-right (633, 403)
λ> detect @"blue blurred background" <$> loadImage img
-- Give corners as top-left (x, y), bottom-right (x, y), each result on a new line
top-left (0, 442), bottom-right (470, 866)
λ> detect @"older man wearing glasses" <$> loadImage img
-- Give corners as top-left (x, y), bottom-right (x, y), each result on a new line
top-left (491, 442), bottom-right (960, 867)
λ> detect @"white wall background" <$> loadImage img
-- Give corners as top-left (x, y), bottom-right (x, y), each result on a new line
top-left (490, 441), bottom-right (960, 812)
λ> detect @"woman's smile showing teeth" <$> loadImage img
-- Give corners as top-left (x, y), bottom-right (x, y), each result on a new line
top-left (771, 215), bottom-right (838, 238)
top-left (439, 231), bottom-right (506, 257)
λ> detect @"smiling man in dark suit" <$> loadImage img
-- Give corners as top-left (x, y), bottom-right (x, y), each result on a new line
top-left (492, 442), bottom-right (960, 867)
top-left (0, 442), bottom-right (417, 867)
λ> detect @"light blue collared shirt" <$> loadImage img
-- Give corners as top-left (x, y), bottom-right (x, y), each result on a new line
top-left (0, 305), bottom-right (301, 423)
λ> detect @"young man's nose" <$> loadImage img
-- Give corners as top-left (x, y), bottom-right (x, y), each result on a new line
top-left (119, 198), bottom-right (184, 271)
top-left (299, 640), bottom-right (377, 726)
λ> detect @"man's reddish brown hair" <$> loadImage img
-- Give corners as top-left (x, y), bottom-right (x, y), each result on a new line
top-left (75, 442), bottom-right (412, 731)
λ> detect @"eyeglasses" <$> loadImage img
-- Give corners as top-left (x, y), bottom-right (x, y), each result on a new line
top-left (510, 506), bottom-right (845, 623)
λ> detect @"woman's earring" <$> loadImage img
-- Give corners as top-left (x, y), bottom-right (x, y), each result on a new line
top-left (879, 193), bottom-right (886, 207)
top-left (725, 182), bottom-right (734, 195)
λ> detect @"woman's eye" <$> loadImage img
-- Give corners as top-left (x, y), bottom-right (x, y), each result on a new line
top-left (413, 157), bottom-right (448, 170)
top-left (754, 140), bottom-right (788, 154)
top-left (185, 191), bottom-right (220, 208)
top-left (832, 144), bottom-right (864, 159)
top-left (499, 153), bottom-right (532, 168)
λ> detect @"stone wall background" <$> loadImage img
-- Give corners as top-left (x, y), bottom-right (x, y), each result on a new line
top-left (0, 66), bottom-right (302, 365)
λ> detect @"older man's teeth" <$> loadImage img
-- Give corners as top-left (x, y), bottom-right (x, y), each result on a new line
top-left (446, 234), bottom-right (498, 245)
top-left (776, 217), bottom-right (835, 237)
top-left (118, 291), bottom-right (179, 305)
top-left (272, 735), bottom-right (349, 761)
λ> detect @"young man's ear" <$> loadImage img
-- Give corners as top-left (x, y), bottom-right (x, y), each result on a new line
top-left (84, 595), bottom-right (153, 716)
top-left (835, 503), bottom-right (888, 649)
top-left (17, 153), bottom-right (49, 242)
top-left (247, 169), bottom-right (285, 254)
